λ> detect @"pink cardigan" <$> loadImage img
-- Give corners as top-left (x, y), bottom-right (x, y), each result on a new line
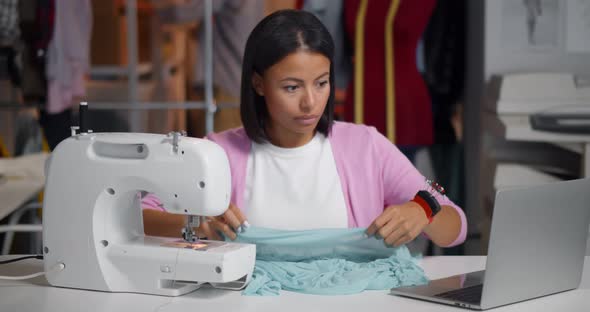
top-left (206, 122), bottom-right (467, 247)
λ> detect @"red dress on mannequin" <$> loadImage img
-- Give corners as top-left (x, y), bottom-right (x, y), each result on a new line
top-left (344, 0), bottom-right (436, 146)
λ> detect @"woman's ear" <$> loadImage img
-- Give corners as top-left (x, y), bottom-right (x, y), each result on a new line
top-left (252, 73), bottom-right (264, 96)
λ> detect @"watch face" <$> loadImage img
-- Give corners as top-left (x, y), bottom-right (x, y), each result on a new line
top-left (417, 190), bottom-right (442, 215)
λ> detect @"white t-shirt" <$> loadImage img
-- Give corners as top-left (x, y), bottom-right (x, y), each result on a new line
top-left (244, 133), bottom-right (348, 230)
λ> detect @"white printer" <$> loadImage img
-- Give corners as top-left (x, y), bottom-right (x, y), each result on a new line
top-left (480, 73), bottom-right (590, 255)
top-left (484, 73), bottom-right (590, 143)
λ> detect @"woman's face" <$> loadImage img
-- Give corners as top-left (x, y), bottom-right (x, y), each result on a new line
top-left (252, 50), bottom-right (330, 147)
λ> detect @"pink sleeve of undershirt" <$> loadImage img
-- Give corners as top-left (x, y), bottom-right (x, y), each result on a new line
top-left (141, 193), bottom-right (164, 212)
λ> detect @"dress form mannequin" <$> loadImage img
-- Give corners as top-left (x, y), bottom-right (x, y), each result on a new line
top-left (344, 0), bottom-right (436, 146)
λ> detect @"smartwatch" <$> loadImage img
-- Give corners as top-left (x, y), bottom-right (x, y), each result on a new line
top-left (412, 190), bottom-right (441, 224)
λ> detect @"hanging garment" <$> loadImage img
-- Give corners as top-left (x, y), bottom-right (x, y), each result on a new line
top-left (183, 0), bottom-right (265, 99)
top-left (423, 0), bottom-right (466, 144)
top-left (0, 0), bottom-right (21, 87)
top-left (0, 0), bottom-right (20, 46)
top-left (18, 0), bottom-right (55, 102)
top-left (228, 227), bottom-right (428, 296)
top-left (300, 0), bottom-right (352, 90)
top-left (343, 0), bottom-right (436, 145)
top-left (45, 0), bottom-right (92, 114)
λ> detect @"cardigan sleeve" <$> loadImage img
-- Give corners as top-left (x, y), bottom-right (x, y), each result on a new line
top-left (369, 126), bottom-right (467, 247)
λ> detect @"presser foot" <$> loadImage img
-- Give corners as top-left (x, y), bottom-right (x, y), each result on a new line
top-left (181, 226), bottom-right (197, 242)
top-left (181, 215), bottom-right (201, 242)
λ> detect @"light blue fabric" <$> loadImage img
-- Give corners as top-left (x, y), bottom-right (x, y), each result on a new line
top-left (227, 227), bottom-right (428, 296)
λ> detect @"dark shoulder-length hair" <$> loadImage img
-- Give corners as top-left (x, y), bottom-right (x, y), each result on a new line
top-left (240, 9), bottom-right (335, 143)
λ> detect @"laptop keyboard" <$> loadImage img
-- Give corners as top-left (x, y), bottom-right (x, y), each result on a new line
top-left (434, 284), bottom-right (483, 304)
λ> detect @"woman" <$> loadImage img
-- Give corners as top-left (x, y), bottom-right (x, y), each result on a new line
top-left (144, 9), bottom-right (466, 248)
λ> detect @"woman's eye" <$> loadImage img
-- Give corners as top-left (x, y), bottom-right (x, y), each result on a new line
top-left (318, 80), bottom-right (328, 88)
top-left (284, 85), bottom-right (299, 92)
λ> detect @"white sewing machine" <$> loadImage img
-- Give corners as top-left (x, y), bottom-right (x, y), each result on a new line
top-left (41, 128), bottom-right (256, 296)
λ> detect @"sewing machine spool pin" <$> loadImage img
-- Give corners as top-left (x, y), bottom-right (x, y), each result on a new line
top-left (168, 131), bottom-right (187, 154)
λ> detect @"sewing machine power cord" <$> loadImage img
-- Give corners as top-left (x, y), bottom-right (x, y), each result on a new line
top-left (0, 254), bottom-right (43, 264)
top-left (0, 255), bottom-right (65, 280)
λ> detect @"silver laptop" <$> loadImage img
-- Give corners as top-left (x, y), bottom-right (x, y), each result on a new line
top-left (390, 178), bottom-right (590, 310)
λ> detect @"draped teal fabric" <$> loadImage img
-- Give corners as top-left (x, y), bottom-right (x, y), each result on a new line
top-left (227, 227), bottom-right (428, 296)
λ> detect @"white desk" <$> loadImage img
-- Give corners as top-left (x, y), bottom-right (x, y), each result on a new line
top-left (0, 153), bottom-right (48, 221)
top-left (1, 256), bottom-right (588, 312)
top-left (0, 153), bottom-right (47, 254)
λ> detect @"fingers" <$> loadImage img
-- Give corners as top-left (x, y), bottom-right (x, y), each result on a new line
top-left (367, 205), bottom-right (421, 247)
top-left (366, 206), bottom-right (398, 237)
top-left (197, 219), bottom-right (222, 241)
top-left (229, 203), bottom-right (250, 229)
top-left (384, 220), bottom-right (422, 247)
top-left (195, 203), bottom-right (248, 242)
top-left (208, 217), bottom-right (237, 240)
top-left (366, 211), bottom-right (388, 236)
top-left (224, 203), bottom-right (249, 233)
top-left (376, 218), bottom-right (400, 240)
top-left (229, 203), bottom-right (246, 223)
top-left (222, 208), bottom-right (242, 232)
top-left (384, 225), bottom-right (408, 247)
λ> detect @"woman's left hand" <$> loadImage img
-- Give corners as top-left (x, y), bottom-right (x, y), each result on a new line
top-left (366, 201), bottom-right (429, 247)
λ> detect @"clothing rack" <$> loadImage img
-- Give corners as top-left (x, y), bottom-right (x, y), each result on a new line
top-left (90, 0), bottom-right (217, 134)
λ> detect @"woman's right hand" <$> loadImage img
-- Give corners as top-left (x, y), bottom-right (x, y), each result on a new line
top-left (197, 203), bottom-right (249, 241)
